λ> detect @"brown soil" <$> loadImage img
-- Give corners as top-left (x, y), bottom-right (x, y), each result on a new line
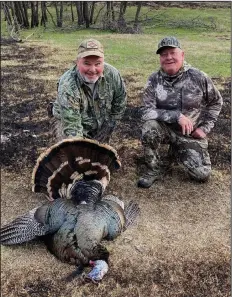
top-left (1, 39), bottom-right (231, 297)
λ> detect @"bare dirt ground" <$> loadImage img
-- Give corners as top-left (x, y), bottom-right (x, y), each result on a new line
top-left (1, 39), bottom-right (231, 297)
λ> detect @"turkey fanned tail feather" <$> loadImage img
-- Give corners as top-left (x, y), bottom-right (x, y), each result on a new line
top-left (31, 138), bottom-right (121, 201)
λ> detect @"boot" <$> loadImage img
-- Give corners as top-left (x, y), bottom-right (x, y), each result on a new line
top-left (137, 168), bottom-right (160, 188)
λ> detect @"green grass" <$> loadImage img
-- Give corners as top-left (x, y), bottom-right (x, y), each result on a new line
top-left (27, 30), bottom-right (230, 80)
top-left (1, 4), bottom-right (230, 79)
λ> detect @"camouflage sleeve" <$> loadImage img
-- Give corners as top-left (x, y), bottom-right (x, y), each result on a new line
top-left (56, 84), bottom-right (84, 138)
top-left (197, 76), bottom-right (223, 134)
top-left (110, 73), bottom-right (127, 121)
top-left (142, 76), bottom-right (181, 123)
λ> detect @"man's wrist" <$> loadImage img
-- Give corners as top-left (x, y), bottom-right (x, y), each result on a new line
top-left (177, 113), bottom-right (184, 123)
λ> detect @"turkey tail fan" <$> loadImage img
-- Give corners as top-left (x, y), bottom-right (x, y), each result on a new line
top-left (32, 138), bottom-right (121, 200)
top-left (123, 201), bottom-right (140, 230)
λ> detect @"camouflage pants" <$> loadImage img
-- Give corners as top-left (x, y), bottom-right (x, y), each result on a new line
top-left (141, 120), bottom-right (211, 181)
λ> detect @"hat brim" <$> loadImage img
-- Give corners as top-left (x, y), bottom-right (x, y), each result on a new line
top-left (156, 45), bottom-right (180, 54)
top-left (78, 50), bottom-right (104, 59)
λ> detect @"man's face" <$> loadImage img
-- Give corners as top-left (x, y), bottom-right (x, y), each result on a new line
top-left (77, 56), bottom-right (104, 83)
top-left (159, 47), bottom-right (184, 76)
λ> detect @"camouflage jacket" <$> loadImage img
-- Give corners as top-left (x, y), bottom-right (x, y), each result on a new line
top-left (142, 62), bottom-right (223, 134)
top-left (53, 63), bottom-right (127, 138)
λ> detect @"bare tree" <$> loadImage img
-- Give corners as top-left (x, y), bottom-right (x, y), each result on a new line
top-left (119, 1), bottom-right (127, 19)
top-left (2, 2), bottom-right (12, 27)
top-left (93, 2), bottom-right (106, 24)
top-left (104, 1), bottom-right (115, 30)
top-left (2, 2), bottom-right (21, 41)
top-left (54, 2), bottom-right (63, 28)
top-left (70, 2), bottom-right (74, 23)
top-left (134, 2), bottom-right (142, 30)
top-left (10, 2), bottom-right (20, 33)
top-left (22, 1), bottom-right (29, 28)
top-left (35, 2), bottom-right (39, 26)
top-left (40, 1), bottom-right (47, 27)
top-left (106, 1), bottom-right (111, 23)
top-left (111, 1), bottom-right (115, 22)
top-left (14, 2), bottom-right (23, 26)
top-left (8, 2), bottom-right (29, 28)
top-left (75, 1), bottom-right (84, 26)
top-left (2, 1), bottom-right (147, 34)
top-left (89, 1), bottom-right (95, 24)
top-left (118, 1), bottom-right (128, 29)
top-left (83, 2), bottom-right (90, 28)
top-left (31, 1), bottom-right (39, 28)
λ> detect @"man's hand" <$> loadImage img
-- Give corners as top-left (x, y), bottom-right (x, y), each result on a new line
top-left (191, 128), bottom-right (207, 139)
top-left (94, 120), bottom-right (116, 143)
top-left (178, 114), bottom-right (194, 136)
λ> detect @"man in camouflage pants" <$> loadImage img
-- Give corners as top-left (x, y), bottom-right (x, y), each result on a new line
top-left (51, 38), bottom-right (127, 143)
top-left (138, 36), bottom-right (223, 188)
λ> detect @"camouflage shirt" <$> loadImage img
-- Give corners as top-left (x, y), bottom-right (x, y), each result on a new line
top-left (142, 62), bottom-right (223, 134)
top-left (53, 63), bottom-right (127, 138)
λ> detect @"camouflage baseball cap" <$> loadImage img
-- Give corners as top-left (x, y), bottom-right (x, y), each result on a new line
top-left (156, 36), bottom-right (181, 54)
top-left (77, 39), bottom-right (104, 59)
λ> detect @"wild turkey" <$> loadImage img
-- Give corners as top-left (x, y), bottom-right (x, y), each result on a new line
top-left (1, 138), bottom-right (140, 282)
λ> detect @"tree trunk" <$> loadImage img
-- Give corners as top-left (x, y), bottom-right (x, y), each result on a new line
top-left (83, 2), bottom-right (90, 28)
top-left (55, 2), bottom-right (63, 28)
top-left (59, 2), bottom-right (63, 27)
top-left (46, 6), bottom-right (57, 27)
top-left (54, 2), bottom-right (59, 26)
top-left (70, 2), bottom-right (74, 22)
top-left (118, 1), bottom-right (127, 28)
top-left (22, 1), bottom-right (29, 28)
top-left (2, 2), bottom-right (12, 27)
top-left (89, 1), bottom-right (95, 24)
top-left (121, 1), bottom-right (127, 15)
top-left (10, 1), bottom-right (20, 31)
top-left (14, 2), bottom-right (23, 26)
top-left (111, 2), bottom-right (115, 22)
top-left (75, 1), bottom-right (84, 26)
top-left (40, 1), bottom-right (47, 27)
top-left (34, 1), bottom-right (39, 27)
top-left (3, 2), bottom-right (21, 41)
top-left (30, 2), bottom-right (35, 28)
top-left (106, 1), bottom-right (111, 22)
top-left (118, 1), bottom-right (127, 21)
top-left (93, 2), bottom-right (106, 24)
top-left (134, 2), bottom-right (142, 30)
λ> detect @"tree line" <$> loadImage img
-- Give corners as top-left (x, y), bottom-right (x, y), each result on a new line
top-left (2, 2), bottom-right (144, 41)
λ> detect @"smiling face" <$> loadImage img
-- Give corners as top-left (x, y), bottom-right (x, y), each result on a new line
top-left (159, 47), bottom-right (184, 76)
top-left (77, 55), bottom-right (104, 83)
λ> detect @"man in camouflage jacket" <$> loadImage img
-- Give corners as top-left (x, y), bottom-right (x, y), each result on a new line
top-left (51, 38), bottom-right (127, 143)
top-left (138, 36), bottom-right (223, 188)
